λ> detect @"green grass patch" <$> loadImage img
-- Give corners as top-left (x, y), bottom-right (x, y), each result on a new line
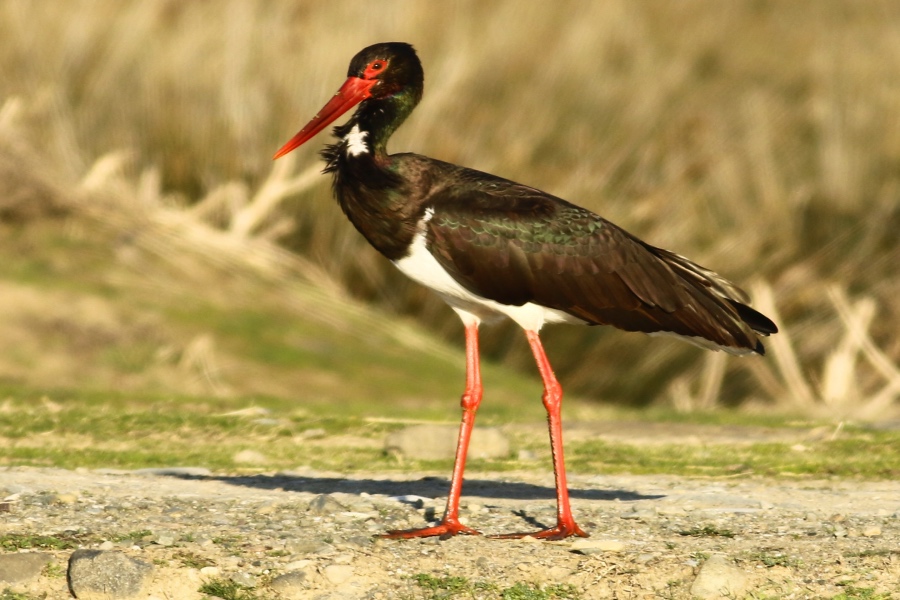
top-left (413, 573), bottom-right (486, 598)
top-left (0, 533), bottom-right (86, 551)
top-left (0, 590), bottom-right (42, 600)
top-left (411, 574), bottom-right (581, 600)
top-left (198, 578), bottom-right (261, 600)
top-left (110, 530), bottom-right (152, 543)
top-left (2, 382), bottom-right (900, 477)
top-left (501, 582), bottom-right (581, 600)
top-left (744, 549), bottom-right (799, 568)
top-left (175, 550), bottom-right (216, 569)
top-left (678, 525), bottom-right (735, 538)
top-left (831, 587), bottom-right (893, 600)
top-left (563, 432), bottom-right (900, 479)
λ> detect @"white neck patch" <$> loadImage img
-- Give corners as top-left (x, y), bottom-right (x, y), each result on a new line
top-left (345, 124), bottom-right (369, 157)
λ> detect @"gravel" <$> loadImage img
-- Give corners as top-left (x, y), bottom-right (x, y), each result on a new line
top-left (1, 466), bottom-right (899, 598)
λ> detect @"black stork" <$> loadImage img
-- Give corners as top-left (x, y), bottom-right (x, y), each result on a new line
top-left (274, 42), bottom-right (777, 540)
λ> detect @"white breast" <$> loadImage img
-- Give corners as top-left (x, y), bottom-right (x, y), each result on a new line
top-left (392, 215), bottom-right (584, 332)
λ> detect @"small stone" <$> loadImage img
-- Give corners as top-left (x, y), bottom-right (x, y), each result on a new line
top-left (344, 535), bottom-right (372, 547)
top-left (67, 549), bottom-right (153, 600)
top-left (546, 566), bottom-right (571, 579)
top-left (323, 564), bottom-right (354, 585)
top-left (98, 541), bottom-right (115, 551)
top-left (229, 571), bottom-right (257, 588)
top-left (233, 450), bottom-right (269, 465)
top-left (155, 533), bottom-right (176, 546)
top-left (622, 508), bottom-right (656, 521)
top-left (132, 467), bottom-right (211, 477)
top-left (385, 424), bottom-right (510, 460)
top-left (570, 538), bottom-right (625, 554)
top-left (0, 553), bottom-right (52, 584)
top-left (55, 493), bottom-right (79, 504)
top-left (517, 450), bottom-right (538, 461)
top-left (257, 501), bottom-right (279, 515)
top-left (308, 494), bottom-right (348, 516)
top-left (284, 539), bottom-right (325, 554)
top-left (690, 554), bottom-right (749, 599)
top-left (862, 526), bottom-right (882, 537)
top-left (200, 566), bottom-right (220, 576)
top-left (269, 571), bottom-right (308, 598)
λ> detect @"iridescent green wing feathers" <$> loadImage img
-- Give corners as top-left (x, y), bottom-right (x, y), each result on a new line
top-left (423, 174), bottom-right (773, 352)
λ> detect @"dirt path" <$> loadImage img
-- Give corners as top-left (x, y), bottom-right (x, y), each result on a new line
top-left (2, 466), bottom-right (899, 599)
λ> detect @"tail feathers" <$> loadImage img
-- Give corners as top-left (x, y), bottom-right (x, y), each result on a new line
top-left (727, 299), bottom-right (779, 336)
top-left (653, 248), bottom-right (778, 354)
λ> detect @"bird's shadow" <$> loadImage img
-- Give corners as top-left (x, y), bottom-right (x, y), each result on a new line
top-left (168, 472), bottom-right (663, 503)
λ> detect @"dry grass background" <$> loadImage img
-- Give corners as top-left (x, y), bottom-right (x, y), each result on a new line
top-left (1, 0), bottom-right (899, 417)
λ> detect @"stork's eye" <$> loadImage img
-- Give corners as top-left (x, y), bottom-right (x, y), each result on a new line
top-left (364, 59), bottom-right (389, 79)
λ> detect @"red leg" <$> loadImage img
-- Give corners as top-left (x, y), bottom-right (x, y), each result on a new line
top-left (381, 322), bottom-right (483, 539)
top-left (493, 330), bottom-right (587, 540)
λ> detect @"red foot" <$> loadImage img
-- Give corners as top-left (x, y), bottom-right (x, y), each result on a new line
top-left (490, 521), bottom-right (589, 541)
top-left (379, 518), bottom-right (481, 540)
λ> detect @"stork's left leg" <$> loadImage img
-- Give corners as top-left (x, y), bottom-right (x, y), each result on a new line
top-left (493, 330), bottom-right (588, 540)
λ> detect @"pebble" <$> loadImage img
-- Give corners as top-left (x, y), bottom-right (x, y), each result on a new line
top-left (0, 552), bottom-right (52, 584)
top-left (622, 507), bottom-right (657, 521)
top-left (690, 554), bottom-right (749, 599)
top-left (384, 424), bottom-right (510, 460)
top-left (270, 571), bottom-right (308, 598)
top-left (131, 467), bottom-right (211, 477)
top-left (230, 571), bottom-right (257, 588)
top-left (257, 501), bottom-right (280, 515)
top-left (308, 494), bottom-right (348, 516)
top-left (570, 538), bottom-right (625, 554)
top-left (323, 564), bottom-right (355, 585)
top-left (55, 492), bottom-right (79, 504)
top-left (233, 450), bottom-right (269, 465)
top-left (154, 532), bottom-right (177, 546)
top-left (862, 526), bottom-right (882, 537)
top-left (67, 550), bottom-right (154, 600)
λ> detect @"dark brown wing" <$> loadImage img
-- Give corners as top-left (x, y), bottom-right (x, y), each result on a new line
top-left (422, 170), bottom-right (775, 353)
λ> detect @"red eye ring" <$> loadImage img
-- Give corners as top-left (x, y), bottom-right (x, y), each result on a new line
top-left (364, 59), bottom-right (389, 79)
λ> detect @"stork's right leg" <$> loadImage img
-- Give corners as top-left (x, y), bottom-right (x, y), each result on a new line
top-left (380, 321), bottom-right (483, 539)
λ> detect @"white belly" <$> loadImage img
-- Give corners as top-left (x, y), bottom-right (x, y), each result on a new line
top-left (393, 228), bottom-right (584, 332)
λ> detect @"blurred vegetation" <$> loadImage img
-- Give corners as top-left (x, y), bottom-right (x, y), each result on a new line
top-left (1, 0), bottom-right (899, 416)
